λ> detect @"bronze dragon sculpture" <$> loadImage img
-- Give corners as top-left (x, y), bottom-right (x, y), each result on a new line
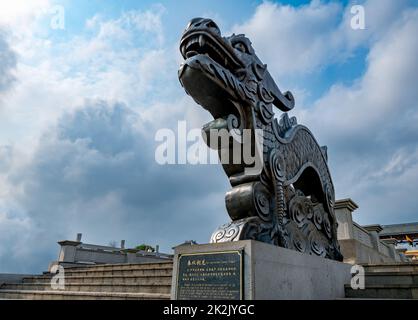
top-left (178, 18), bottom-right (343, 261)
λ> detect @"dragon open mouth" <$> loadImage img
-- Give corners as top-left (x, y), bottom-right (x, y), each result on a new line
top-left (179, 17), bottom-right (295, 120)
top-left (179, 29), bottom-right (247, 119)
top-left (180, 31), bottom-right (243, 72)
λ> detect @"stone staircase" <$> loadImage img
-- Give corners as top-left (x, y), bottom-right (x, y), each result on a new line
top-left (0, 261), bottom-right (173, 300)
top-left (2, 260), bottom-right (417, 299)
top-left (345, 262), bottom-right (418, 299)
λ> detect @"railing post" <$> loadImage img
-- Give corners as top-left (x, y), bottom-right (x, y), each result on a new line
top-left (381, 238), bottom-right (399, 261)
top-left (363, 225), bottom-right (383, 252)
top-left (57, 240), bottom-right (81, 263)
top-left (334, 198), bottom-right (358, 240)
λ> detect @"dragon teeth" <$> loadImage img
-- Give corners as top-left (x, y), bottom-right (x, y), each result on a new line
top-left (199, 35), bottom-right (205, 47)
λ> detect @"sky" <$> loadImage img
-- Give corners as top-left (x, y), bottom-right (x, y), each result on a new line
top-left (0, 0), bottom-right (417, 273)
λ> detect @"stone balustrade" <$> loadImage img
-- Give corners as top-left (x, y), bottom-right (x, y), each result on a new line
top-left (335, 198), bottom-right (408, 264)
top-left (48, 236), bottom-right (172, 271)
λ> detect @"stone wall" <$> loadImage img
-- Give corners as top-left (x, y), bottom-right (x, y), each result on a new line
top-left (49, 239), bottom-right (172, 271)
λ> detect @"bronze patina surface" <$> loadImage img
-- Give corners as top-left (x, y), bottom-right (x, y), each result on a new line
top-left (178, 18), bottom-right (343, 261)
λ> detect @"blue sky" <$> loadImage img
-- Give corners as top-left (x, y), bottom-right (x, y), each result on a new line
top-left (0, 0), bottom-right (417, 273)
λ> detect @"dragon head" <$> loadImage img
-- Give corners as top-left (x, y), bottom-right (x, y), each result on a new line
top-left (178, 17), bottom-right (295, 121)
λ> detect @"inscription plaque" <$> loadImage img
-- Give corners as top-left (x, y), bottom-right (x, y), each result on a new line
top-left (176, 250), bottom-right (243, 300)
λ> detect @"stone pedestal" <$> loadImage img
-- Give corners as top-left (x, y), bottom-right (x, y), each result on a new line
top-left (171, 240), bottom-right (352, 300)
top-left (335, 198), bottom-right (358, 240)
top-left (57, 240), bottom-right (81, 263)
top-left (363, 224), bottom-right (384, 252)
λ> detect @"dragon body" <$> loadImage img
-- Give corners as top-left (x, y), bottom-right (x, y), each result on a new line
top-left (178, 18), bottom-right (342, 261)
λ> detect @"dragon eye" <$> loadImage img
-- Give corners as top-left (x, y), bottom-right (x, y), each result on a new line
top-left (206, 21), bottom-right (219, 29)
top-left (233, 42), bottom-right (247, 53)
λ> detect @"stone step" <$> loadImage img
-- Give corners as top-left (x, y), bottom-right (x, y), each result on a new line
top-left (0, 262), bottom-right (174, 300)
top-left (60, 268), bottom-right (173, 278)
top-left (56, 263), bottom-right (173, 278)
top-left (62, 261), bottom-right (173, 273)
top-left (22, 274), bottom-right (172, 285)
top-left (27, 268), bottom-right (173, 278)
top-left (1, 282), bottom-right (171, 294)
top-left (364, 272), bottom-right (418, 286)
top-left (345, 284), bottom-right (418, 299)
top-left (0, 289), bottom-right (170, 300)
top-left (363, 262), bottom-right (418, 273)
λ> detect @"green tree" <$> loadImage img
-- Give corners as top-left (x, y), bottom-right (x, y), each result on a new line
top-left (135, 244), bottom-right (155, 252)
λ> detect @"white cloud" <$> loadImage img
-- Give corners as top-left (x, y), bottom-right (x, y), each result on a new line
top-left (0, 5), bottom-right (180, 150)
top-left (0, 100), bottom-right (228, 272)
top-left (0, 211), bottom-right (32, 263)
top-left (232, 0), bottom-right (414, 78)
top-left (307, 8), bottom-right (418, 146)
top-left (338, 0), bottom-right (414, 48)
top-left (302, 7), bottom-right (418, 224)
top-left (0, 4), bottom-right (222, 272)
top-left (85, 4), bottom-right (166, 48)
top-left (0, 29), bottom-right (17, 95)
top-left (231, 1), bottom-right (343, 76)
top-left (0, 0), bottom-right (50, 25)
